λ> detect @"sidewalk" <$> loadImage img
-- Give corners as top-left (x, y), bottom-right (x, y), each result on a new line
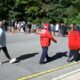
top-left (52, 69), bottom-right (80, 80)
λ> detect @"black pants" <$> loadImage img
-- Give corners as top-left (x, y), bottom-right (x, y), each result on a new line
top-left (0, 46), bottom-right (11, 60)
top-left (68, 50), bottom-right (79, 61)
top-left (40, 47), bottom-right (49, 63)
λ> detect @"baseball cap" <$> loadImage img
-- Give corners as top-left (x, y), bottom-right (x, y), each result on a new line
top-left (43, 23), bottom-right (49, 28)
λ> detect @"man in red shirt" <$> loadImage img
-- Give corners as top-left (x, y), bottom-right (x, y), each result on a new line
top-left (39, 23), bottom-right (57, 64)
top-left (68, 24), bottom-right (80, 62)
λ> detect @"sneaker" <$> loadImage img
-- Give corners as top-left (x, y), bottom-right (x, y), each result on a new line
top-left (9, 58), bottom-right (17, 63)
top-left (73, 61), bottom-right (77, 63)
top-left (0, 62), bottom-right (2, 65)
top-left (67, 59), bottom-right (73, 62)
top-left (67, 56), bottom-right (73, 62)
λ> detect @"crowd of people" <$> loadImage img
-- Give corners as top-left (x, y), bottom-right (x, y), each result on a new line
top-left (0, 20), bottom-right (68, 35)
top-left (2, 20), bottom-right (80, 37)
top-left (2, 20), bottom-right (39, 34)
top-left (0, 20), bottom-right (80, 64)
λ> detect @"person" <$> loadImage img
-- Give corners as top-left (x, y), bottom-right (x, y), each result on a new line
top-left (0, 21), bottom-right (17, 64)
top-left (60, 23), bottom-right (68, 37)
top-left (39, 23), bottom-right (57, 64)
top-left (27, 22), bottom-right (32, 33)
top-left (54, 23), bottom-right (60, 36)
top-left (67, 24), bottom-right (80, 62)
top-left (50, 23), bottom-right (55, 35)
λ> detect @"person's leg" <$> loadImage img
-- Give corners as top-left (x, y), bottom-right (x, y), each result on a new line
top-left (73, 50), bottom-right (79, 62)
top-left (67, 50), bottom-right (74, 62)
top-left (0, 48), bottom-right (1, 51)
top-left (1, 47), bottom-right (17, 64)
top-left (2, 47), bottom-right (11, 60)
top-left (0, 48), bottom-right (2, 64)
top-left (45, 47), bottom-right (48, 57)
top-left (39, 47), bottom-right (48, 64)
top-left (45, 47), bottom-right (51, 61)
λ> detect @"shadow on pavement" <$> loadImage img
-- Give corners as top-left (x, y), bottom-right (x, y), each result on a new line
top-left (14, 53), bottom-right (39, 63)
top-left (45, 51), bottom-right (68, 64)
top-left (2, 60), bottom-right (9, 64)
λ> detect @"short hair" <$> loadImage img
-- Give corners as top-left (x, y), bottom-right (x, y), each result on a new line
top-left (70, 24), bottom-right (77, 30)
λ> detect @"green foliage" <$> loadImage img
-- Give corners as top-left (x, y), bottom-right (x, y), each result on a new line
top-left (41, 17), bottom-right (52, 23)
top-left (27, 7), bottom-right (39, 15)
top-left (32, 18), bottom-right (42, 24)
top-left (0, 0), bottom-right (80, 24)
top-left (64, 6), bottom-right (78, 18)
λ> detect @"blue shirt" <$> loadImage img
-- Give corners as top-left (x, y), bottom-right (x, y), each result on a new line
top-left (0, 28), bottom-right (6, 47)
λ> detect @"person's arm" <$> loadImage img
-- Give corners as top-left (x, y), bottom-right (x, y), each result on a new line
top-left (0, 29), bottom-right (3, 37)
top-left (47, 31), bottom-right (57, 43)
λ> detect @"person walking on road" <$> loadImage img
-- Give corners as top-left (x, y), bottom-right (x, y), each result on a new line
top-left (68, 24), bottom-right (80, 62)
top-left (0, 21), bottom-right (17, 64)
top-left (39, 23), bottom-right (57, 64)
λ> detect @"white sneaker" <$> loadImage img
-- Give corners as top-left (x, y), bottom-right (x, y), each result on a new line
top-left (0, 62), bottom-right (2, 65)
top-left (9, 58), bottom-right (17, 63)
top-left (73, 61), bottom-right (77, 63)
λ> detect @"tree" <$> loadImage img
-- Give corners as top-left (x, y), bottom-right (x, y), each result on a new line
top-left (0, 0), bottom-right (15, 20)
top-left (0, 0), bottom-right (79, 24)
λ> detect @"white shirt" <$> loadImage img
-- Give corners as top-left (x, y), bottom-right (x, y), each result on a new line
top-left (55, 24), bottom-right (59, 31)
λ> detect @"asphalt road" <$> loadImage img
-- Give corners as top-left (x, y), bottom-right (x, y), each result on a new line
top-left (0, 32), bottom-right (79, 80)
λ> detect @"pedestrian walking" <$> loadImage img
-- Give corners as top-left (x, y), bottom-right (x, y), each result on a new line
top-left (67, 24), bottom-right (80, 62)
top-left (39, 23), bottom-right (57, 64)
top-left (60, 23), bottom-right (68, 37)
top-left (0, 21), bottom-right (17, 64)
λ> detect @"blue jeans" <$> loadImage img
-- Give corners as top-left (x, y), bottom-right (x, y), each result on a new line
top-left (40, 47), bottom-right (49, 63)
